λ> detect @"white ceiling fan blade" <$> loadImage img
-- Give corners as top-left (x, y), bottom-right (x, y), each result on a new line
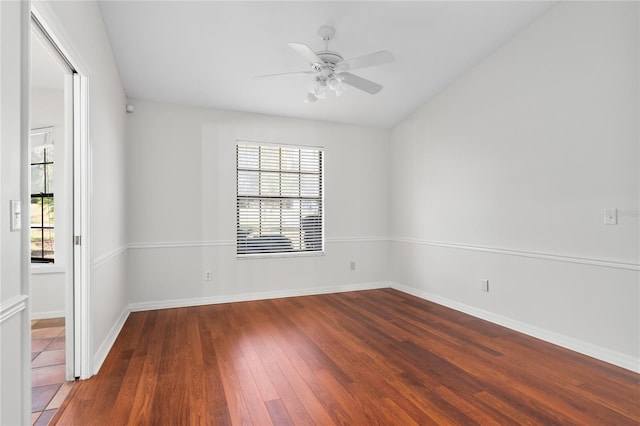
top-left (336, 51), bottom-right (394, 72)
top-left (288, 42), bottom-right (323, 65)
top-left (256, 70), bottom-right (315, 78)
top-left (339, 72), bottom-right (383, 94)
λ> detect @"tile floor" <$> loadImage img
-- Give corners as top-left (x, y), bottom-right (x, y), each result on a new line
top-left (31, 318), bottom-right (74, 426)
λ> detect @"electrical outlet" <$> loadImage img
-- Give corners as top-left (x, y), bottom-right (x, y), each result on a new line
top-left (481, 279), bottom-right (489, 292)
top-left (350, 261), bottom-right (356, 271)
top-left (604, 208), bottom-right (617, 225)
top-left (204, 271), bottom-right (212, 281)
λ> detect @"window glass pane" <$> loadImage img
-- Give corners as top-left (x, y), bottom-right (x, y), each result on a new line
top-left (31, 145), bottom-right (45, 163)
top-left (281, 149), bottom-right (300, 172)
top-left (300, 150), bottom-right (320, 173)
top-left (238, 170), bottom-right (259, 196)
top-left (237, 145), bottom-right (259, 170)
top-left (44, 146), bottom-right (54, 163)
top-left (42, 196), bottom-right (54, 227)
top-left (45, 163), bottom-right (54, 193)
top-left (43, 228), bottom-right (54, 260)
top-left (302, 200), bottom-right (321, 214)
top-left (260, 172), bottom-right (281, 196)
top-left (302, 214), bottom-right (322, 250)
top-left (280, 173), bottom-right (300, 197)
top-left (31, 165), bottom-right (45, 194)
top-left (31, 197), bottom-right (42, 226)
top-left (259, 146), bottom-right (280, 171)
top-left (31, 228), bottom-right (43, 258)
top-left (301, 174), bottom-right (320, 197)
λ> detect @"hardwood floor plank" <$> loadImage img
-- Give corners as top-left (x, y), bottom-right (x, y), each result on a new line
top-left (265, 399), bottom-right (294, 426)
top-left (195, 307), bottom-right (233, 425)
top-left (126, 311), bottom-right (165, 425)
top-left (52, 289), bottom-right (640, 425)
top-left (246, 306), bottom-right (337, 425)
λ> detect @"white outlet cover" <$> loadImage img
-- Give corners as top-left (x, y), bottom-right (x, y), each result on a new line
top-left (604, 208), bottom-right (617, 225)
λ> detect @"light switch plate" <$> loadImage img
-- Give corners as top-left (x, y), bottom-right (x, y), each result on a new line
top-left (10, 200), bottom-right (21, 231)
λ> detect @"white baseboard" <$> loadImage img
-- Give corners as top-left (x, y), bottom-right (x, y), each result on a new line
top-left (391, 282), bottom-right (640, 373)
top-left (93, 306), bottom-right (130, 375)
top-left (31, 310), bottom-right (66, 320)
top-left (129, 282), bottom-right (391, 312)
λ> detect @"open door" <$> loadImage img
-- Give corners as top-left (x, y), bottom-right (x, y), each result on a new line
top-left (30, 7), bottom-right (91, 383)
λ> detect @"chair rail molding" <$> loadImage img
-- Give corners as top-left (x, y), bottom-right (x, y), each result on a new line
top-left (392, 237), bottom-right (639, 271)
top-left (0, 294), bottom-right (29, 324)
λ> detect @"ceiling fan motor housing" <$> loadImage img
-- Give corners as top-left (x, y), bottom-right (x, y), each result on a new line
top-left (317, 51), bottom-right (343, 66)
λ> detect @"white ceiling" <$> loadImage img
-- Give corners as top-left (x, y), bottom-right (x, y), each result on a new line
top-left (98, 1), bottom-right (555, 129)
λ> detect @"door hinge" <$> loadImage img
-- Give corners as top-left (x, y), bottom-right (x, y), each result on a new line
top-left (74, 235), bottom-right (81, 246)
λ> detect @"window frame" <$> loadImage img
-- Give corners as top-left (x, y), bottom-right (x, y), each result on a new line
top-left (30, 138), bottom-right (55, 263)
top-left (236, 141), bottom-right (324, 259)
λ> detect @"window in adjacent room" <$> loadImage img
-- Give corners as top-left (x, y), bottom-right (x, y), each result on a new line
top-left (30, 128), bottom-right (55, 263)
top-left (237, 143), bottom-right (323, 256)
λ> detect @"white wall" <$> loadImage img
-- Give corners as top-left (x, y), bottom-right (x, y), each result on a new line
top-left (390, 1), bottom-right (639, 371)
top-left (126, 100), bottom-right (390, 308)
top-left (30, 87), bottom-right (67, 319)
top-left (38, 0), bottom-right (129, 374)
top-left (0, 1), bottom-right (30, 423)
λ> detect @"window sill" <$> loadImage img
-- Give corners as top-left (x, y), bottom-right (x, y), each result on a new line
top-left (237, 251), bottom-right (325, 260)
top-left (31, 264), bottom-right (65, 274)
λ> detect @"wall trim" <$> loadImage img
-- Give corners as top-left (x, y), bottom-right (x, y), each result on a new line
top-left (392, 237), bottom-right (639, 271)
top-left (30, 265), bottom-right (65, 275)
top-left (326, 237), bottom-right (389, 243)
top-left (93, 244), bottom-right (127, 269)
top-left (93, 306), bottom-right (130, 375)
top-left (129, 282), bottom-right (391, 312)
top-left (128, 237), bottom-right (389, 250)
top-left (31, 310), bottom-right (66, 320)
top-left (0, 294), bottom-right (29, 324)
top-left (391, 282), bottom-right (640, 373)
top-left (128, 240), bottom-right (234, 249)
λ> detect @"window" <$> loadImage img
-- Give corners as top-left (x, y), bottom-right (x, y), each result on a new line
top-left (30, 130), bottom-right (55, 263)
top-left (237, 143), bottom-right (323, 256)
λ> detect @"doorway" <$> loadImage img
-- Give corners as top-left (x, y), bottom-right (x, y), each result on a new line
top-left (29, 8), bottom-right (90, 421)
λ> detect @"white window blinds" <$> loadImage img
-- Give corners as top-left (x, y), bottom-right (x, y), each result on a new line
top-left (236, 143), bottom-right (323, 256)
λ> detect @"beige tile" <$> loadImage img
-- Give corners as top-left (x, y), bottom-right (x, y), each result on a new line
top-left (32, 384), bottom-right (61, 412)
top-left (32, 364), bottom-right (66, 387)
top-left (32, 349), bottom-right (65, 368)
top-left (46, 381), bottom-right (74, 410)
top-left (32, 412), bottom-right (41, 425)
top-left (31, 327), bottom-right (64, 340)
top-left (47, 336), bottom-right (65, 351)
top-left (33, 409), bottom-right (56, 426)
top-left (32, 338), bottom-right (54, 352)
top-left (31, 318), bottom-right (64, 329)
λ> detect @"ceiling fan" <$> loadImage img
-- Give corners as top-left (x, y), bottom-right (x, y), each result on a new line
top-left (257, 25), bottom-right (394, 103)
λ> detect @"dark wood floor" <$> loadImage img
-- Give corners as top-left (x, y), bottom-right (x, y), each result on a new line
top-left (53, 289), bottom-right (639, 425)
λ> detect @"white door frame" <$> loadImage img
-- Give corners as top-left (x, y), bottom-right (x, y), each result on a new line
top-left (30, 3), bottom-right (93, 379)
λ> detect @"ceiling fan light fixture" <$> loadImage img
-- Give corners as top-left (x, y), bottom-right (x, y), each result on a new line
top-left (327, 74), bottom-right (346, 96)
top-left (327, 75), bottom-right (340, 90)
top-left (307, 77), bottom-right (327, 99)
